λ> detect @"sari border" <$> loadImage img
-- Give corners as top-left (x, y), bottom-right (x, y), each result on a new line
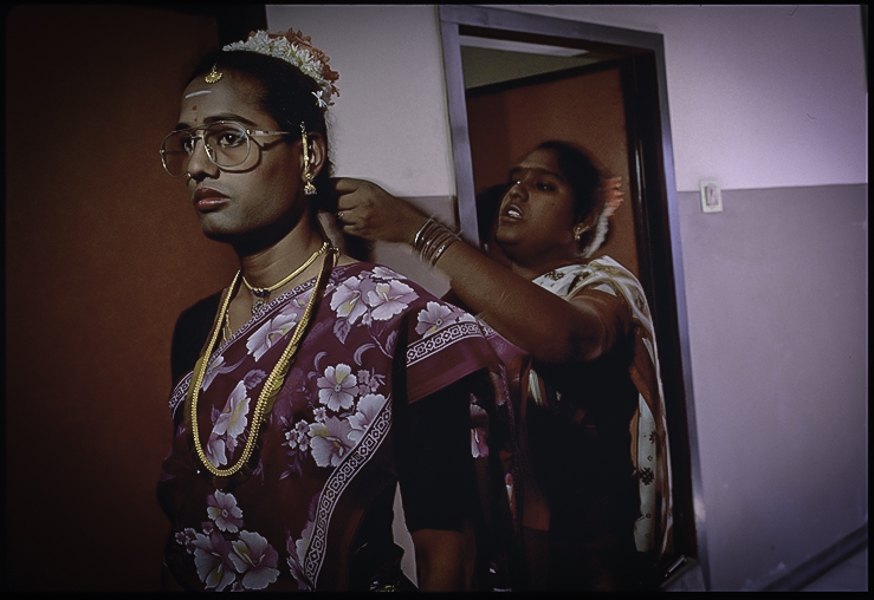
top-left (406, 321), bottom-right (484, 367)
top-left (304, 396), bottom-right (393, 586)
top-left (169, 372), bottom-right (192, 416)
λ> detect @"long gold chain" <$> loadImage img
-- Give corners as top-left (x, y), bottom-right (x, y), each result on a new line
top-left (187, 245), bottom-right (337, 480)
top-left (242, 242), bottom-right (328, 314)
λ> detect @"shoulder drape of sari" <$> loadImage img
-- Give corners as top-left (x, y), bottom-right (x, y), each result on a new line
top-left (530, 257), bottom-right (674, 565)
top-left (157, 262), bottom-right (518, 591)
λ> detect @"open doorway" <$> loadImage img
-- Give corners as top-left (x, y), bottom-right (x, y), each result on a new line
top-left (463, 45), bottom-right (641, 276)
top-left (439, 5), bottom-right (705, 588)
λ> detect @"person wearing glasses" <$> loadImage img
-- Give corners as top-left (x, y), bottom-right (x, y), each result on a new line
top-left (334, 142), bottom-right (673, 591)
top-left (154, 28), bottom-right (516, 592)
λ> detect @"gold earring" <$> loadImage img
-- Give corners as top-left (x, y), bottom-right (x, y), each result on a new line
top-left (301, 123), bottom-right (317, 196)
top-left (304, 172), bottom-right (317, 196)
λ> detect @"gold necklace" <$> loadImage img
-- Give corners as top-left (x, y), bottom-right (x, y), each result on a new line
top-left (242, 242), bottom-right (329, 315)
top-left (186, 245), bottom-right (338, 486)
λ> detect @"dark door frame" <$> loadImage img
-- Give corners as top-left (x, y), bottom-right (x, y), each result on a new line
top-left (438, 4), bottom-right (707, 587)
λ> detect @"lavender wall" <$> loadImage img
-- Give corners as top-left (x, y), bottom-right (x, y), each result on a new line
top-left (677, 184), bottom-right (867, 589)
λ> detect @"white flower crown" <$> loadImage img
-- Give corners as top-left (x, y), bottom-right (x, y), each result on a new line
top-left (223, 29), bottom-right (340, 109)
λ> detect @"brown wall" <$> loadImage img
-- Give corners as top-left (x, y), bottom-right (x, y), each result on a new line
top-left (5, 5), bottom-right (239, 591)
top-left (466, 66), bottom-right (639, 275)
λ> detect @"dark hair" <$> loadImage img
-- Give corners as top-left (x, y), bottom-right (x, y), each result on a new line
top-left (533, 140), bottom-right (605, 251)
top-left (187, 50), bottom-right (334, 213)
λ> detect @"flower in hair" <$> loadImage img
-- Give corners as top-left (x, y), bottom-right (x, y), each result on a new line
top-left (582, 176), bottom-right (625, 258)
top-left (223, 29), bottom-right (340, 108)
top-left (312, 90), bottom-right (329, 109)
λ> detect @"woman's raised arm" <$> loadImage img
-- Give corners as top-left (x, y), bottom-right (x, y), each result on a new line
top-left (333, 177), bottom-right (628, 367)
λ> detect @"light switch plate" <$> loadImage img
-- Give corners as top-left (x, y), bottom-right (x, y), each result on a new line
top-left (700, 179), bottom-right (723, 213)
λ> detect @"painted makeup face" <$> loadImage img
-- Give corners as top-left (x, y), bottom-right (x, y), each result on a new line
top-left (495, 148), bottom-right (580, 264)
top-left (176, 71), bottom-right (306, 244)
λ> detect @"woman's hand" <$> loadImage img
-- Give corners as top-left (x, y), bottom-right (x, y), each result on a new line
top-left (332, 177), bottom-right (428, 246)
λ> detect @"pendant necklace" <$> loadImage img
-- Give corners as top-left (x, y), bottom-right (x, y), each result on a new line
top-left (242, 242), bottom-right (328, 315)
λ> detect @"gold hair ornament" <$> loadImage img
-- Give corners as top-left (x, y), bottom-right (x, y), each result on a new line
top-left (205, 64), bottom-right (223, 84)
top-left (186, 245), bottom-right (338, 488)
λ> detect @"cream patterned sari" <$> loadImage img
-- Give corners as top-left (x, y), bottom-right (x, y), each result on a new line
top-left (531, 256), bottom-right (673, 564)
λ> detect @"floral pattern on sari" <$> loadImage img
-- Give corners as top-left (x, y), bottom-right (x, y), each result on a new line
top-left (158, 262), bottom-right (513, 591)
top-left (173, 490), bottom-right (281, 591)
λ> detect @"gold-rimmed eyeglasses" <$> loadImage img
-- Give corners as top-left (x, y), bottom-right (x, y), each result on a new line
top-left (159, 121), bottom-right (290, 177)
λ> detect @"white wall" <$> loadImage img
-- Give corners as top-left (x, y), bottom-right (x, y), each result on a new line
top-left (265, 4), bottom-right (868, 591)
top-left (267, 5), bottom-right (455, 197)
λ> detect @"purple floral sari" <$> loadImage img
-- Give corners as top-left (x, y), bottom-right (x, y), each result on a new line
top-left (157, 262), bottom-right (519, 591)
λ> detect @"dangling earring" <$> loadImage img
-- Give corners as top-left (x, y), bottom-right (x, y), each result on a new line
top-left (574, 226), bottom-right (585, 242)
top-left (301, 123), bottom-right (317, 196)
top-left (304, 172), bottom-right (317, 196)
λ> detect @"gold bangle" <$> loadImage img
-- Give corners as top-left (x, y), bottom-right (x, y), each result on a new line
top-left (413, 217), bottom-right (437, 252)
top-left (413, 217), bottom-right (459, 267)
top-left (429, 234), bottom-right (458, 266)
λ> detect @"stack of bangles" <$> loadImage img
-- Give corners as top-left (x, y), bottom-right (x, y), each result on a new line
top-left (413, 217), bottom-right (461, 267)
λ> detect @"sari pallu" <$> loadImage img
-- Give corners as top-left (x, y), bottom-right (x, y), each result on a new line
top-left (529, 257), bottom-right (673, 571)
top-left (157, 262), bottom-right (515, 591)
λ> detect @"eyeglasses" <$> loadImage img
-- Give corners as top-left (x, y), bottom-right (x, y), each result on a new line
top-left (159, 121), bottom-right (290, 177)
